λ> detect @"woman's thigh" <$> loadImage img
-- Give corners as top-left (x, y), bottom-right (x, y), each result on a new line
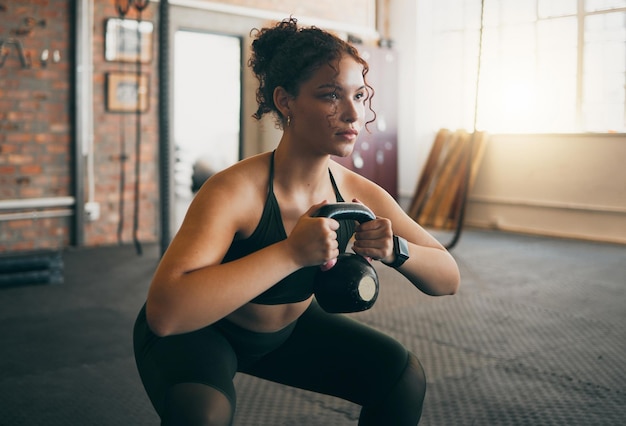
top-left (133, 307), bottom-right (239, 416)
top-left (243, 301), bottom-right (410, 407)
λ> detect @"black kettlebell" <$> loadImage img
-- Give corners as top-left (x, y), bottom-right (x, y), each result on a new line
top-left (312, 203), bottom-right (379, 313)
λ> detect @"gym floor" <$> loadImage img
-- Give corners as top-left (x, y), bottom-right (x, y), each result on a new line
top-left (0, 229), bottom-right (624, 425)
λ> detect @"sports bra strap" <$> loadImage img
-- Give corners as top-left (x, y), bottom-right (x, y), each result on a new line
top-left (328, 169), bottom-right (345, 202)
top-left (269, 150), bottom-right (276, 193)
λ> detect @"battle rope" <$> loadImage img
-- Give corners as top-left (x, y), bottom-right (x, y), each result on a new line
top-left (445, 0), bottom-right (485, 250)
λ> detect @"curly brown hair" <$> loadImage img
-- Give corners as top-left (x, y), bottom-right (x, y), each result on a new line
top-left (248, 17), bottom-right (375, 129)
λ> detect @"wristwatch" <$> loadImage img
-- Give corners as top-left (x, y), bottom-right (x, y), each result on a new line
top-left (382, 235), bottom-right (410, 268)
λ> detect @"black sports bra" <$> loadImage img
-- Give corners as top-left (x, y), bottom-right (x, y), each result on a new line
top-left (221, 152), bottom-right (355, 305)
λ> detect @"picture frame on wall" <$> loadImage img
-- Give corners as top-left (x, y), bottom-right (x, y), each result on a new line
top-left (105, 18), bottom-right (154, 63)
top-left (106, 72), bottom-right (150, 113)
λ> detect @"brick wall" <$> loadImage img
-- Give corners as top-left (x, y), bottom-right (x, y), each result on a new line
top-left (0, 0), bottom-right (72, 252)
top-left (0, 0), bottom-right (376, 253)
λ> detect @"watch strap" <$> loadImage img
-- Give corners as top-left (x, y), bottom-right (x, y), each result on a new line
top-left (382, 235), bottom-right (410, 268)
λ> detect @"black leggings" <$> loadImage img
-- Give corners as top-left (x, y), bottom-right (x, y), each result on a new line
top-left (133, 301), bottom-right (426, 425)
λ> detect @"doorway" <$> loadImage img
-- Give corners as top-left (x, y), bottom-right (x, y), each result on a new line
top-left (172, 31), bottom-right (242, 233)
top-left (169, 8), bottom-right (243, 238)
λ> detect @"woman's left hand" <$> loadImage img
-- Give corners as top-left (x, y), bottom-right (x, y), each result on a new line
top-left (351, 216), bottom-right (394, 264)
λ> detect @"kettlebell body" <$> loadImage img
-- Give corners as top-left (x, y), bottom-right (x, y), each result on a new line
top-left (314, 253), bottom-right (379, 313)
top-left (312, 203), bottom-right (380, 313)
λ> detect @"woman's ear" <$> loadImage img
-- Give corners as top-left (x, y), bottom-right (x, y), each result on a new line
top-left (273, 86), bottom-right (291, 119)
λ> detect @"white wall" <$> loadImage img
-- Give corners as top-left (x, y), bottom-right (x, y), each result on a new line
top-left (387, 0), bottom-right (432, 199)
top-left (465, 133), bottom-right (626, 244)
top-left (389, 0), bottom-right (626, 244)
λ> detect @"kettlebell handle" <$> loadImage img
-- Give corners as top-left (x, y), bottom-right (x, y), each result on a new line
top-left (312, 203), bottom-right (375, 223)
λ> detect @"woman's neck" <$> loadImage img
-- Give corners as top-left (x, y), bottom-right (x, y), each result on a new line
top-left (272, 143), bottom-right (334, 201)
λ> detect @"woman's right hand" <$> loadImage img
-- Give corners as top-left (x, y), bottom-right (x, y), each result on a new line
top-left (286, 201), bottom-right (340, 268)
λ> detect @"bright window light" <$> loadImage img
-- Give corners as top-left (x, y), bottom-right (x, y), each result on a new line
top-left (427, 0), bottom-right (626, 134)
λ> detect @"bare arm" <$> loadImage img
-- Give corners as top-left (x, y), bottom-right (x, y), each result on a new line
top-left (341, 171), bottom-right (461, 296)
top-left (145, 168), bottom-right (340, 337)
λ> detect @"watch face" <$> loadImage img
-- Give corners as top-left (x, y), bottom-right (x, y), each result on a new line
top-left (396, 236), bottom-right (410, 262)
top-left (383, 235), bottom-right (409, 268)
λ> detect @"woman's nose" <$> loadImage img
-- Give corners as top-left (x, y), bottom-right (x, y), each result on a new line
top-left (342, 99), bottom-right (362, 123)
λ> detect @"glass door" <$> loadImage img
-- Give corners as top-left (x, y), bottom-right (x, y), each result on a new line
top-left (170, 27), bottom-right (242, 236)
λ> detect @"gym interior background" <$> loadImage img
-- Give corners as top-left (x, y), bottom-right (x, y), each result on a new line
top-left (0, 1), bottom-right (624, 425)
top-left (1, 0), bottom-right (624, 252)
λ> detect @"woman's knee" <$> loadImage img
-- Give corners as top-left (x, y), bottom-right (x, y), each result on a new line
top-left (388, 352), bottom-right (427, 410)
top-left (359, 352), bottom-right (427, 425)
top-left (162, 383), bottom-right (234, 426)
top-left (405, 352), bottom-right (427, 404)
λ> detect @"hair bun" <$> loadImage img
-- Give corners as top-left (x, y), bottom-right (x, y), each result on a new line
top-left (250, 17), bottom-right (298, 76)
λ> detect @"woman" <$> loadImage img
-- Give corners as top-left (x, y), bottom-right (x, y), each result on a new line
top-left (134, 17), bottom-right (460, 426)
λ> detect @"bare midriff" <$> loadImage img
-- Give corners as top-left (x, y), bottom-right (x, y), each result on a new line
top-left (226, 296), bottom-right (313, 332)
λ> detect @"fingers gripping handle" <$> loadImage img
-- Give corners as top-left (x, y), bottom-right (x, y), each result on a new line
top-left (313, 203), bottom-right (375, 270)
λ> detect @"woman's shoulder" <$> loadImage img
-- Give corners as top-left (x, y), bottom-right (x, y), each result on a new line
top-left (219, 151), bottom-right (271, 175)
top-left (203, 152), bottom-right (272, 193)
top-left (328, 158), bottom-right (398, 209)
top-left (192, 152), bottom-right (272, 214)
top-left (183, 152), bottom-right (273, 236)
top-left (328, 159), bottom-right (386, 193)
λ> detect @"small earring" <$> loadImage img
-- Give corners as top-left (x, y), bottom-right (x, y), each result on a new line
top-left (286, 115), bottom-right (291, 127)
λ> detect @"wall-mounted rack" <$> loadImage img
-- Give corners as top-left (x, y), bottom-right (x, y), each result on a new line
top-left (0, 38), bottom-right (31, 68)
top-left (0, 13), bottom-right (52, 69)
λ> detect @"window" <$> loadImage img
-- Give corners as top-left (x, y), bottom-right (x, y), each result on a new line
top-left (428, 0), bottom-right (626, 133)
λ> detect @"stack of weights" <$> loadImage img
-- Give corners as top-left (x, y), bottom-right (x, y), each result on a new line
top-left (0, 250), bottom-right (64, 288)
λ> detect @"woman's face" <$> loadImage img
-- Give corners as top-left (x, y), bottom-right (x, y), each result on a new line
top-left (288, 55), bottom-right (367, 157)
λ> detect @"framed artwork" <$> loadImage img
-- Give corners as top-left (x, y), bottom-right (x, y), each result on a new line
top-left (106, 72), bottom-right (149, 112)
top-left (105, 18), bottom-right (154, 63)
